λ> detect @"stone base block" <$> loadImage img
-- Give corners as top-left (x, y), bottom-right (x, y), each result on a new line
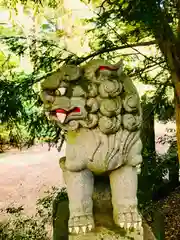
top-left (69, 227), bottom-right (143, 240)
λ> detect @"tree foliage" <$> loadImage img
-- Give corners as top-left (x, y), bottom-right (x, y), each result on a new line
top-left (0, 0), bottom-right (177, 148)
top-left (83, 0), bottom-right (175, 120)
top-left (0, 1), bottom-right (179, 227)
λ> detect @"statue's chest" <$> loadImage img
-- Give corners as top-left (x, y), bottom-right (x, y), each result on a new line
top-left (65, 129), bottom-right (124, 173)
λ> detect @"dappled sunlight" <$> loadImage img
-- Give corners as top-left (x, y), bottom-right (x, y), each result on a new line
top-left (0, 0), bottom-right (179, 239)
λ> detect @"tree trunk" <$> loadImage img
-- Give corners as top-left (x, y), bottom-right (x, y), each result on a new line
top-left (140, 97), bottom-right (156, 168)
top-left (174, 83), bottom-right (180, 164)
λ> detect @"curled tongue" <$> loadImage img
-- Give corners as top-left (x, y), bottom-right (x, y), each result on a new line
top-left (56, 109), bottom-right (67, 123)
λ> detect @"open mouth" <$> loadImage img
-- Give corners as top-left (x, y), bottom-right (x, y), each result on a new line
top-left (51, 107), bottom-right (81, 123)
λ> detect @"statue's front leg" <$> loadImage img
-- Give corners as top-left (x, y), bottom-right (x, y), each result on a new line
top-left (63, 167), bottom-right (95, 235)
top-left (109, 165), bottom-right (142, 230)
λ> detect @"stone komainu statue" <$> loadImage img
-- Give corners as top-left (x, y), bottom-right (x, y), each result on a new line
top-left (40, 59), bottom-right (143, 235)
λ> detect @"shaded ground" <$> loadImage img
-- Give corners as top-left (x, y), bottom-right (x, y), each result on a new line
top-left (153, 186), bottom-right (180, 240)
top-left (0, 143), bottom-right (66, 220)
top-left (0, 121), bottom-right (178, 239)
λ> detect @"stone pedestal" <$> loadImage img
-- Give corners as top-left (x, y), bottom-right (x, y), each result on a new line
top-left (53, 177), bottom-right (155, 240)
top-left (69, 228), bottom-right (143, 240)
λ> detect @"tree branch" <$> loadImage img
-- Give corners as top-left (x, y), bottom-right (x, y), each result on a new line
top-left (129, 61), bottom-right (166, 77)
top-left (74, 40), bottom-right (156, 64)
top-left (177, 0), bottom-right (180, 36)
top-left (0, 35), bottom-right (156, 65)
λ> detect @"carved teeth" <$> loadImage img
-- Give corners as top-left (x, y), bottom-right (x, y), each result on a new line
top-left (58, 87), bottom-right (66, 96)
top-left (56, 113), bottom-right (66, 123)
top-left (74, 227), bottom-right (80, 234)
top-left (88, 225), bottom-right (93, 231)
top-left (82, 226), bottom-right (86, 233)
top-left (69, 227), bottom-right (72, 233)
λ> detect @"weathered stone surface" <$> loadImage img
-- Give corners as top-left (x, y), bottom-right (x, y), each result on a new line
top-left (68, 229), bottom-right (142, 240)
top-left (53, 178), bottom-right (156, 240)
top-left (41, 59), bottom-right (145, 237)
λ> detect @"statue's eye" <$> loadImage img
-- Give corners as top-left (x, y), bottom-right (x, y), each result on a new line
top-left (46, 90), bottom-right (55, 95)
top-left (55, 87), bottom-right (67, 96)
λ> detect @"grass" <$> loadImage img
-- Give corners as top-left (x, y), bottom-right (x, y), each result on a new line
top-left (0, 187), bottom-right (67, 240)
top-left (0, 183), bottom-right (179, 240)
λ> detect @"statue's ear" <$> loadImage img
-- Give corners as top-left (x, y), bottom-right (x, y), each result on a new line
top-left (115, 59), bottom-right (123, 76)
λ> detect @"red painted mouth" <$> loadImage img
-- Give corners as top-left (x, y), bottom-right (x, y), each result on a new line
top-left (54, 107), bottom-right (81, 116)
top-left (99, 66), bottom-right (118, 71)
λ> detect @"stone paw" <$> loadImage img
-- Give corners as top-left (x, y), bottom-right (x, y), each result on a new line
top-left (115, 210), bottom-right (142, 231)
top-left (68, 215), bottom-right (95, 235)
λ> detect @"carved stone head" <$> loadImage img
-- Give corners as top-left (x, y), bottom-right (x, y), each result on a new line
top-left (40, 60), bottom-right (141, 134)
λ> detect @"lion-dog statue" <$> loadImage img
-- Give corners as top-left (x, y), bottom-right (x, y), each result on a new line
top-left (40, 59), bottom-right (143, 235)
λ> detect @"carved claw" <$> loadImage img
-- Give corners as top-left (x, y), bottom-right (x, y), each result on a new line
top-left (68, 215), bottom-right (94, 235)
top-left (68, 225), bottom-right (93, 235)
top-left (127, 223), bottom-right (131, 229)
top-left (88, 224), bottom-right (93, 231)
top-left (120, 222), bottom-right (124, 228)
top-left (74, 226), bottom-right (80, 234)
top-left (137, 220), bottom-right (142, 230)
top-left (81, 226), bottom-right (87, 234)
top-left (133, 222), bottom-right (137, 229)
top-left (115, 211), bottom-right (142, 231)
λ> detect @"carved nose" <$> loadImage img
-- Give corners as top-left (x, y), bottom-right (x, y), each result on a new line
top-left (40, 91), bottom-right (55, 104)
top-left (45, 94), bottom-right (55, 103)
